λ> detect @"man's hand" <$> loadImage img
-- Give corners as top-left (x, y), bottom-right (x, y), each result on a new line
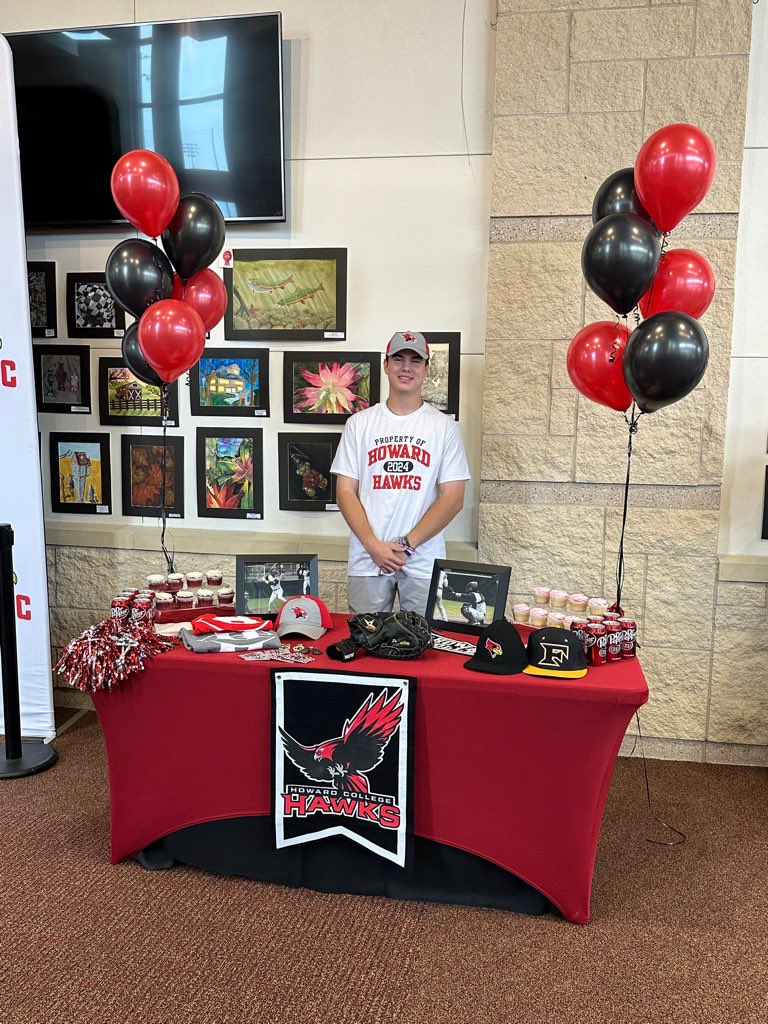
top-left (366, 539), bottom-right (407, 574)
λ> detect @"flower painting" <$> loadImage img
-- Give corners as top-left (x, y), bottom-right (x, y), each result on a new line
top-left (121, 435), bottom-right (184, 518)
top-left (283, 351), bottom-right (380, 424)
top-left (196, 428), bottom-right (264, 520)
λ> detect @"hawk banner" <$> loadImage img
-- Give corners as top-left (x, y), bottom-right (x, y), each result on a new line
top-left (272, 669), bottom-right (415, 867)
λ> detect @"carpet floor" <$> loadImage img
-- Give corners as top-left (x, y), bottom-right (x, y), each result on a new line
top-left (0, 713), bottom-right (766, 1024)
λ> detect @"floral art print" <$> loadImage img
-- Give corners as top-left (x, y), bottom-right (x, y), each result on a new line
top-left (196, 428), bottom-right (264, 520)
top-left (283, 351), bottom-right (380, 424)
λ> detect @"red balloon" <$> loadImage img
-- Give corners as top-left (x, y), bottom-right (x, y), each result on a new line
top-left (138, 300), bottom-right (206, 384)
top-left (171, 270), bottom-right (227, 331)
top-left (639, 248), bottom-right (716, 320)
top-left (635, 123), bottom-right (716, 233)
top-left (567, 321), bottom-right (632, 412)
top-left (111, 150), bottom-right (180, 238)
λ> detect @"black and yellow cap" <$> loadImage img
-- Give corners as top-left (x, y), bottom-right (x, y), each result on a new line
top-left (523, 627), bottom-right (588, 679)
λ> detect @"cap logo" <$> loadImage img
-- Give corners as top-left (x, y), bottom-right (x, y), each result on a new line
top-left (538, 642), bottom-right (569, 668)
top-left (485, 638), bottom-right (503, 659)
top-left (293, 606), bottom-right (309, 619)
top-left (403, 332), bottom-right (415, 341)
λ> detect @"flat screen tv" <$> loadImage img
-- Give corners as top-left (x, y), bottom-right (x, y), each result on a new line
top-left (8, 14), bottom-right (285, 229)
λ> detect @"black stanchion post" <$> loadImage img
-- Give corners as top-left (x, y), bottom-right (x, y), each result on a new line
top-left (0, 523), bottom-right (57, 778)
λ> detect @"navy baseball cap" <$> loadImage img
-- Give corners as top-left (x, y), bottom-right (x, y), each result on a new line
top-left (524, 627), bottom-right (587, 679)
top-left (385, 331), bottom-right (430, 360)
top-left (464, 618), bottom-right (527, 676)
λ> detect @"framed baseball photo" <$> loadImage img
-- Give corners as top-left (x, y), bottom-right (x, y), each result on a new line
top-left (98, 357), bottom-right (179, 427)
top-left (235, 554), bottom-right (319, 617)
top-left (223, 248), bottom-right (347, 342)
top-left (27, 261), bottom-right (57, 338)
top-left (283, 351), bottom-right (380, 425)
top-left (33, 344), bottom-right (91, 414)
top-left (277, 432), bottom-right (341, 512)
top-left (121, 434), bottom-right (184, 519)
top-left (66, 272), bottom-right (126, 339)
top-left (196, 427), bottom-right (264, 521)
top-left (426, 559), bottom-right (511, 636)
top-left (421, 332), bottom-right (460, 419)
top-left (49, 432), bottom-right (112, 515)
top-left (190, 348), bottom-right (270, 418)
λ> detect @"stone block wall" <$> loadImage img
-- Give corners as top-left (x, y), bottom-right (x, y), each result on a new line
top-left (485, 1), bottom-right (767, 763)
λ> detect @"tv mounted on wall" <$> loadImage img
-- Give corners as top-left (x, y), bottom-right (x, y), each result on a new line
top-left (8, 13), bottom-right (285, 229)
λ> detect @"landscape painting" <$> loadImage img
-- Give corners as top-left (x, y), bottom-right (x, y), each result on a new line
top-left (98, 358), bottom-right (179, 427)
top-left (224, 248), bottom-right (347, 341)
top-left (49, 432), bottom-right (111, 515)
top-left (196, 428), bottom-right (264, 520)
top-left (190, 348), bottom-right (270, 418)
top-left (283, 351), bottom-right (379, 424)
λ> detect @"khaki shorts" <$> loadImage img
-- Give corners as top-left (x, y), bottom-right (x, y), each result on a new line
top-left (347, 572), bottom-right (432, 616)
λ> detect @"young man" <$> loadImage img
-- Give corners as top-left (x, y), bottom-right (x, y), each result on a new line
top-left (331, 331), bottom-right (470, 615)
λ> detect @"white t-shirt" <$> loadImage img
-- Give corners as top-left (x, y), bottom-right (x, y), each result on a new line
top-left (331, 401), bottom-right (471, 578)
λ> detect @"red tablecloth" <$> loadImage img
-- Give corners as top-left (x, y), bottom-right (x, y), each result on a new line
top-left (92, 614), bottom-right (647, 924)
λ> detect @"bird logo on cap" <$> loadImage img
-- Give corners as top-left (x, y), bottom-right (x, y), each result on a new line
top-left (485, 638), bottom-right (503, 659)
top-left (293, 606), bottom-right (309, 619)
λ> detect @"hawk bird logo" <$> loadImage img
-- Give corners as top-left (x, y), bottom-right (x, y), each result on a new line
top-left (279, 690), bottom-right (403, 794)
top-left (293, 606), bottom-right (309, 619)
top-left (485, 638), bottom-right (503, 659)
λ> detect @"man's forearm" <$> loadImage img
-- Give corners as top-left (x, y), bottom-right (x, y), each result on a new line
top-left (406, 488), bottom-right (464, 548)
top-left (337, 487), bottom-right (379, 553)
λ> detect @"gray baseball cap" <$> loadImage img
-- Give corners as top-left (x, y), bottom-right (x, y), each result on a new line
top-left (385, 331), bottom-right (430, 360)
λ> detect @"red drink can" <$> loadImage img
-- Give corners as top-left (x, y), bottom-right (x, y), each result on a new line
top-left (585, 622), bottom-right (607, 666)
top-left (570, 617), bottom-right (589, 653)
top-left (586, 615), bottom-right (604, 623)
top-left (131, 596), bottom-right (154, 625)
top-left (121, 588), bottom-right (139, 598)
top-left (618, 618), bottom-right (637, 659)
top-left (603, 612), bottom-right (620, 622)
top-left (605, 620), bottom-right (623, 662)
top-left (110, 597), bottom-right (131, 628)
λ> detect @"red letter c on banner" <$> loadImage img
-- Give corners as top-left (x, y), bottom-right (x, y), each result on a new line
top-left (1, 359), bottom-right (16, 387)
top-left (16, 594), bottom-right (31, 620)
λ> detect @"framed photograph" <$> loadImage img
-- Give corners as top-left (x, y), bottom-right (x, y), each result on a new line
top-left (98, 358), bottom-right (179, 427)
top-left (235, 554), bottom-right (319, 617)
top-left (426, 559), bottom-right (511, 637)
top-left (422, 332), bottom-right (461, 418)
top-left (49, 432), bottom-right (112, 515)
top-left (277, 433), bottom-right (341, 512)
top-left (224, 248), bottom-right (347, 341)
top-left (283, 351), bottom-right (380, 425)
top-left (33, 344), bottom-right (91, 414)
top-left (190, 348), bottom-right (270, 418)
top-left (66, 273), bottom-right (126, 339)
top-left (196, 427), bottom-right (264, 520)
top-left (27, 261), bottom-right (57, 338)
top-left (121, 434), bottom-right (184, 519)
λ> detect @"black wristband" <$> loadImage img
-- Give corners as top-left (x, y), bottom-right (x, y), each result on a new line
top-left (326, 637), bottom-right (358, 662)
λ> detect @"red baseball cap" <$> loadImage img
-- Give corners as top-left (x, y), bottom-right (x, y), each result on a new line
top-left (275, 595), bottom-right (333, 639)
top-left (385, 331), bottom-right (430, 360)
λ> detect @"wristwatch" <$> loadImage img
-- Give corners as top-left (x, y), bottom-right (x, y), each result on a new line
top-left (399, 535), bottom-right (416, 559)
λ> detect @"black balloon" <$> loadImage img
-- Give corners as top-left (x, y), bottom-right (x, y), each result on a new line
top-left (121, 322), bottom-right (163, 388)
top-left (623, 312), bottom-right (709, 413)
top-left (582, 213), bottom-right (661, 315)
top-left (161, 193), bottom-right (225, 281)
top-left (106, 239), bottom-right (174, 319)
top-left (592, 167), bottom-right (654, 226)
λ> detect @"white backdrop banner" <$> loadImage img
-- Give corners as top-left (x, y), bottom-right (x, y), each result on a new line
top-left (0, 36), bottom-right (54, 740)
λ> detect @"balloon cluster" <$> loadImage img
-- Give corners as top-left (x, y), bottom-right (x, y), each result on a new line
top-left (107, 150), bottom-right (227, 385)
top-left (569, 123), bottom-right (716, 415)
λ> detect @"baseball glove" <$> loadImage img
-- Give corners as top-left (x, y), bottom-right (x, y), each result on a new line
top-left (347, 610), bottom-right (432, 660)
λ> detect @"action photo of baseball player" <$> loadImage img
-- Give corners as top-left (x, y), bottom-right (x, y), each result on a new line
top-left (432, 569), bottom-right (499, 629)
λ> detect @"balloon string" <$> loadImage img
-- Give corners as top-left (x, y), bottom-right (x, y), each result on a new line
top-left (615, 402), bottom-right (641, 613)
top-left (640, 231), bottom-right (669, 324)
top-left (159, 385), bottom-right (175, 575)
top-left (626, 711), bottom-right (686, 846)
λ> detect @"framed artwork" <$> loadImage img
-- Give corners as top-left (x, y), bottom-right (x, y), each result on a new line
top-left (190, 348), bottom-right (270, 418)
top-left (422, 332), bottom-right (461, 418)
top-left (27, 261), bottom-right (57, 338)
top-left (283, 351), bottom-right (380, 425)
top-left (49, 432), bottom-right (112, 515)
top-left (277, 433), bottom-right (341, 512)
top-left (196, 427), bottom-right (264, 520)
top-left (121, 434), bottom-right (184, 519)
top-left (66, 272), bottom-right (126, 339)
top-left (426, 559), bottom-right (511, 637)
top-left (224, 248), bottom-right (347, 341)
top-left (235, 554), bottom-right (319, 617)
top-left (33, 344), bottom-right (91, 415)
top-left (762, 466), bottom-right (768, 540)
top-left (98, 358), bottom-right (179, 427)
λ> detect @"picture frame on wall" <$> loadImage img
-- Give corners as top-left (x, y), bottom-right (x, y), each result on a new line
top-left (49, 432), bottom-right (112, 515)
top-left (235, 554), bottom-right (319, 617)
top-left (426, 559), bottom-right (511, 637)
top-left (66, 272), bottom-right (126, 339)
top-left (190, 347), bottom-right (270, 418)
top-left (223, 248), bottom-right (347, 342)
top-left (196, 427), bottom-right (264, 521)
top-left (121, 434), bottom-right (184, 519)
top-left (98, 357), bottom-right (179, 427)
top-left (277, 432), bottom-right (341, 513)
top-left (32, 344), bottom-right (91, 415)
top-left (421, 332), bottom-right (461, 418)
top-left (27, 261), bottom-right (57, 338)
top-left (283, 351), bottom-right (380, 425)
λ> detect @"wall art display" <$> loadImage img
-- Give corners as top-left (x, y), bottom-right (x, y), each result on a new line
top-left (236, 554), bottom-right (319, 616)
top-left (224, 248), bottom-right (347, 341)
top-left (426, 559), bottom-right (511, 636)
top-left (196, 427), bottom-right (263, 520)
top-left (49, 432), bottom-right (112, 515)
top-left (33, 344), bottom-right (91, 414)
top-left (762, 466), bottom-right (768, 541)
top-left (98, 358), bottom-right (179, 427)
top-left (283, 351), bottom-right (380, 425)
top-left (190, 348), bottom-right (270, 418)
top-left (121, 434), bottom-right (184, 519)
top-left (27, 261), bottom-right (57, 338)
top-left (421, 332), bottom-right (461, 418)
top-left (66, 272), bottom-right (126, 339)
top-left (277, 433), bottom-right (341, 512)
